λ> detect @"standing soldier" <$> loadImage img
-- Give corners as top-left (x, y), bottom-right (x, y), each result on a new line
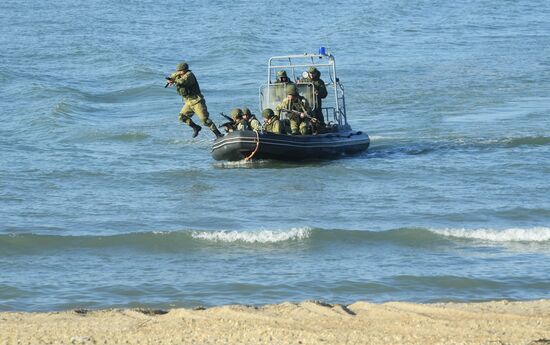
top-left (166, 62), bottom-right (223, 138)
top-left (301, 66), bottom-right (328, 126)
top-left (261, 108), bottom-right (281, 134)
top-left (275, 85), bottom-right (312, 135)
top-left (241, 107), bottom-right (262, 131)
top-left (274, 70), bottom-right (293, 84)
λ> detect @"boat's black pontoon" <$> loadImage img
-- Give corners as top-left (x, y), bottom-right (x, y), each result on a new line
top-left (211, 50), bottom-right (370, 161)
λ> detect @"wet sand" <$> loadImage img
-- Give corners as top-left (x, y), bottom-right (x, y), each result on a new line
top-left (1, 300), bottom-right (550, 345)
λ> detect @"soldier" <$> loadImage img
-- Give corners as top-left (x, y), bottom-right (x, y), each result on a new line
top-left (275, 85), bottom-right (312, 135)
top-left (230, 108), bottom-right (245, 132)
top-left (167, 62), bottom-right (223, 138)
top-left (261, 108), bottom-right (281, 134)
top-left (275, 70), bottom-right (293, 84)
top-left (240, 107), bottom-right (262, 131)
top-left (300, 66), bottom-right (328, 126)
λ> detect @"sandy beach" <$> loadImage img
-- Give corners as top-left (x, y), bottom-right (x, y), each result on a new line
top-left (1, 300), bottom-right (549, 345)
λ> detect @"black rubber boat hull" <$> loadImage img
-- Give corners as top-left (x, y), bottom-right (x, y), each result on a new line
top-left (211, 130), bottom-right (370, 161)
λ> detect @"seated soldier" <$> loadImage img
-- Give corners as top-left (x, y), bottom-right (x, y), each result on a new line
top-left (240, 107), bottom-right (262, 131)
top-left (229, 108), bottom-right (245, 132)
top-left (275, 85), bottom-right (313, 135)
top-left (261, 108), bottom-right (281, 134)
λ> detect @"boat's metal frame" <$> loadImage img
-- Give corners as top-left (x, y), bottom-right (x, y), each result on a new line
top-left (259, 52), bottom-right (349, 128)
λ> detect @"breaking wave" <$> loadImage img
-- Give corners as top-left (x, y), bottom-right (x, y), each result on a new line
top-left (2, 226), bottom-right (549, 255)
top-left (429, 227), bottom-right (550, 242)
top-left (191, 228), bottom-right (311, 243)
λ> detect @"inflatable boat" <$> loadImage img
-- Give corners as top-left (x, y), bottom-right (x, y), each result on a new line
top-left (211, 50), bottom-right (370, 161)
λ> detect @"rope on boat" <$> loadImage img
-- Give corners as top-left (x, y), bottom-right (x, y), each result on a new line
top-left (244, 131), bottom-right (260, 161)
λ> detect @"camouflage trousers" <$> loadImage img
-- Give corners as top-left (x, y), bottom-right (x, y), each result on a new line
top-left (290, 118), bottom-right (311, 135)
top-left (178, 97), bottom-right (216, 131)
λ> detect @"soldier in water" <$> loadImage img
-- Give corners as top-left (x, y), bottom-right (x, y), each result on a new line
top-left (166, 62), bottom-right (223, 138)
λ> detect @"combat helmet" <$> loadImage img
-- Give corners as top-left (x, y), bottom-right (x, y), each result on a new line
top-left (286, 84), bottom-right (298, 96)
top-left (308, 66), bottom-right (320, 77)
top-left (231, 108), bottom-right (243, 120)
top-left (242, 107), bottom-right (252, 117)
top-left (176, 62), bottom-right (189, 71)
top-left (277, 70), bottom-right (288, 78)
top-left (262, 108), bottom-right (275, 119)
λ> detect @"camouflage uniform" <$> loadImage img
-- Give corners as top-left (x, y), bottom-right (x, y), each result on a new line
top-left (171, 62), bottom-right (222, 138)
top-left (262, 108), bottom-right (281, 134)
top-left (274, 70), bottom-right (294, 84)
top-left (275, 85), bottom-right (312, 135)
top-left (230, 108), bottom-right (246, 132)
top-left (300, 67), bottom-right (328, 125)
top-left (240, 107), bottom-right (262, 131)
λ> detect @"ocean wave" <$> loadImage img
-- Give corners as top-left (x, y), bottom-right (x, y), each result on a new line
top-left (191, 228), bottom-right (311, 243)
top-left (0, 228), bottom-right (313, 254)
top-left (365, 134), bottom-right (550, 159)
top-left (430, 227), bottom-right (550, 242)
top-left (2, 227), bottom-right (548, 255)
top-left (74, 130), bottom-right (151, 142)
top-left (499, 136), bottom-right (550, 148)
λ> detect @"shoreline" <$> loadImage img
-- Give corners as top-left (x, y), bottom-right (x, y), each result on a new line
top-left (1, 300), bottom-right (550, 345)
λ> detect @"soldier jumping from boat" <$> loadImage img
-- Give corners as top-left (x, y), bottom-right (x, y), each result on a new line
top-left (166, 62), bottom-right (223, 139)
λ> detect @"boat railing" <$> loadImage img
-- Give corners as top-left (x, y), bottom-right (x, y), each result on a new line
top-left (260, 52), bottom-right (347, 126)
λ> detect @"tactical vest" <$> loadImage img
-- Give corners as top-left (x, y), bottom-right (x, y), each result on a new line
top-left (264, 117), bottom-right (281, 134)
top-left (176, 71), bottom-right (202, 99)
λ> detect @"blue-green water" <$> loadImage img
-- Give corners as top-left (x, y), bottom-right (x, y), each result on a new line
top-left (1, 0), bottom-right (549, 312)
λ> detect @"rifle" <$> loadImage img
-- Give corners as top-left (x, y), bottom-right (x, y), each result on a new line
top-left (218, 112), bottom-right (238, 132)
top-left (279, 109), bottom-right (317, 123)
top-left (165, 71), bottom-right (183, 88)
top-left (165, 76), bottom-right (176, 88)
top-left (280, 109), bottom-right (322, 134)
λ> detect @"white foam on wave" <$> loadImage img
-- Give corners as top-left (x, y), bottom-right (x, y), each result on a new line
top-left (213, 159), bottom-right (271, 169)
top-left (430, 227), bottom-right (550, 242)
top-left (191, 227), bottom-right (311, 243)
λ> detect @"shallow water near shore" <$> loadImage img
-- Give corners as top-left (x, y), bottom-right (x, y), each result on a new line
top-left (1, 0), bottom-right (550, 311)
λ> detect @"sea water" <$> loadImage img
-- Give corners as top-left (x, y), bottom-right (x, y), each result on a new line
top-left (1, 0), bottom-right (549, 311)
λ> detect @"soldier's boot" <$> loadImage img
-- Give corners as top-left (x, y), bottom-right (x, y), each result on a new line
top-left (212, 127), bottom-right (224, 139)
top-left (188, 121), bottom-right (202, 138)
top-left (203, 118), bottom-right (223, 138)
